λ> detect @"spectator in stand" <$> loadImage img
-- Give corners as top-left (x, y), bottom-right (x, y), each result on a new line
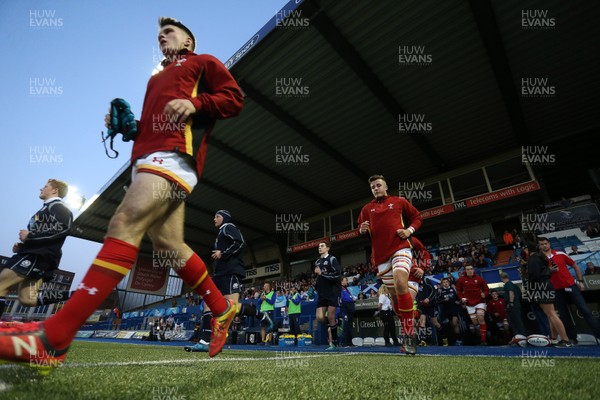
top-left (166, 314), bottom-right (175, 331)
top-left (456, 265), bottom-right (489, 345)
top-left (367, 289), bottom-right (377, 299)
top-left (585, 223), bottom-right (600, 238)
top-left (358, 292), bottom-right (366, 300)
top-left (512, 237), bottom-right (523, 263)
top-left (568, 245), bottom-right (587, 256)
top-left (538, 237), bottom-right (600, 344)
top-left (112, 307), bottom-right (121, 330)
top-left (503, 230), bottom-right (514, 246)
top-left (487, 290), bottom-right (510, 343)
top-left (585, 262), bottom-right (600, 275)
top-left (340, 276), bottom-right (357, 347)
top-left (436, 277), bottom-right (461, 345)
top-left (518, 246), bottom-right (529, 268)
top-left (474, 254), bottom-right (492, 269)
top-left (500, 273), bottom-right (527, 338)
top-left (375, 285), bottom-right (399, 346)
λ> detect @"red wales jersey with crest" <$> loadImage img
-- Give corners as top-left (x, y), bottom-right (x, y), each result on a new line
top-left (132, 50), bottom-right (244, 178)
top-left (455, 274), bottom-right (489, 306)
top-left (358, 195), bottom-right (422, 265)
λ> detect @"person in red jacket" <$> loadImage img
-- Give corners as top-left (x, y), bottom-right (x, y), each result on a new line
top-left (487, 290), bottom-right (509, 343)
top-left (0, 17), bottom-right (243, 369)
top-left (456, 265), bottom-right (489, 345)
top-left (538, 237), bottom-right (600, 344)
top-left (358, 174), bottom-right (422, 354)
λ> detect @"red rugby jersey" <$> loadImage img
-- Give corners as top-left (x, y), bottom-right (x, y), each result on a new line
top-left (358, 195), bottom-right (422, 265)
top-left (455, 273), bottom-right (489, 306)
top-left (487, 298), bottom-right (507, 321)
top-left (547, 250), bottom-right (576, 290)
top-left (409, 236), bottom-right (431, 284)
top-left (132, 50), bottom-right (244, 178)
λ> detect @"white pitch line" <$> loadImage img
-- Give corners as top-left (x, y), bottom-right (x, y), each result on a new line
top-left (59, 353), bottom-right (354, 368)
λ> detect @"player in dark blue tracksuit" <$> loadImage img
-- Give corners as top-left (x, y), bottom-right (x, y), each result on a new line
top-left (436, 277), bottom-right (462, 345)
top-left (416, 277), bottom-right (440, 345)
top-left (185, 210), bottom-right (272, 353)
top-left (314, 241), bottom-right (341, 350)
top-left (0, 179), bottom-right (73, 318)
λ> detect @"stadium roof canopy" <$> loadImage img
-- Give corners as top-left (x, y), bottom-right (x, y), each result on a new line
top-left (72, 0), bottom-right (600, 257)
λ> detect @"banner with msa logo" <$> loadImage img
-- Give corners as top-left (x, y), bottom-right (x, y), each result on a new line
top-left (245, 263), bottom-right (281, 280)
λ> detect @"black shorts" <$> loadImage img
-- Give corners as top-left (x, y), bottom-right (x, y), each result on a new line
top-left (212, 274), bottom-right (243, 295)
top-left (316, 278), bottom-right (341, 308)
top-left (317, 294), bottom-right (340, 308)
top-left (419, 306), bottom-right (438, 318)
top-left (2, 253), bottom-right (55, 281)
top-left (439, 305), bottom-right (459, 320)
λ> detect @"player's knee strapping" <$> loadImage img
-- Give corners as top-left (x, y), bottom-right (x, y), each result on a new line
top-left (392, 251), bottom-right (412, 275)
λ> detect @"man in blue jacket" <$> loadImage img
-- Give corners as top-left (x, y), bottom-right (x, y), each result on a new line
top-left (340, 276), bottom-right (357, 347)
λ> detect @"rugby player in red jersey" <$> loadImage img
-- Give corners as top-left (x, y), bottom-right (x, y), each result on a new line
top-left (0, 17), bottom-right (243, 371)
top-left (455, 265), bottom-right (489, 345)
top-left (358, 175), bottom-right (422, 354)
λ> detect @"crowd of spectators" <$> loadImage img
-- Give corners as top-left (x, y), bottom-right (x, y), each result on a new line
top-left (586, 223), bottom-right (600, 238)
top-left (433, 240), bottom-right (495, 274)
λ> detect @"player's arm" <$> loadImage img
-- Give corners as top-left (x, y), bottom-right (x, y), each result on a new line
top-left (267, 293), bottom-right (276, 305)
top-left (401, 198), bottom-right (422, 235)
top-left (564, 255), bottom-right (584, 283)
top-left (189, 55), bottom-right (244, 119)
top-left (221, 225), bottom-right (246, 258)
top-left (480, 279), bottom-right (490, 299)
top-left (292, 293), bottom-right (301, 305)
top-left (456, 279), bottom-right (468, 303)
top-left (358, 208), bottom-right (370, 235)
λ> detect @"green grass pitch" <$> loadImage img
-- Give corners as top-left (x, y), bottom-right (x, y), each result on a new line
top-left (0, 341), bottom-right (598, 400)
